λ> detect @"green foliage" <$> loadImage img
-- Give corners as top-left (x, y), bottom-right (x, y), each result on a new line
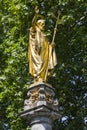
top-left (0, 0), bottom-right (87, 130)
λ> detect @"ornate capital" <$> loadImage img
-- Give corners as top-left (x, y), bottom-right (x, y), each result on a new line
top-left (24, 82), bottom-right (58, 111)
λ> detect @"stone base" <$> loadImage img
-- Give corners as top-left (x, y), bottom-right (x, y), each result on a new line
top-left (31, 116), bottom-right (52, 130)
top-left (21, 81), bottom-right (61, 130)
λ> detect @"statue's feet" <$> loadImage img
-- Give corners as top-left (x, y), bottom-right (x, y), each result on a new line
top-left (34, 76), bottom-right (44, 82)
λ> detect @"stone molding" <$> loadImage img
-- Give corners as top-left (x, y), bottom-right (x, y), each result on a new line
top-left (20, 81), bottom-right (61, 130)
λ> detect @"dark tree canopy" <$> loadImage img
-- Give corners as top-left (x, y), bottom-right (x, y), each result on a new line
top-left (0, 0), bottom-right (87, 130)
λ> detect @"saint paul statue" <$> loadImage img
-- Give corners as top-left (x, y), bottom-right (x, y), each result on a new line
top-left (28, 7), bottom-right (58, 82)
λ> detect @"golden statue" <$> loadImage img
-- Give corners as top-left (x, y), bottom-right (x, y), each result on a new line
top-left (28, 11), bottom-right (58, 82)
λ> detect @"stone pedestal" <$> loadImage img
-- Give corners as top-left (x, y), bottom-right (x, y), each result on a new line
top-left (21, 81), bottom-right (61, 130)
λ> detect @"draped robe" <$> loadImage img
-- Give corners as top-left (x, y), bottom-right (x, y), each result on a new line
top-left (28, 25), bottom-right (57, 81)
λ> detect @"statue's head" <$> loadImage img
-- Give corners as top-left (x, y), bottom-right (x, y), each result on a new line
top-left (36, 19), bottom-right (45, 30)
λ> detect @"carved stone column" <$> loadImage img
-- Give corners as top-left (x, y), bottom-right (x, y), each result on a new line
top-left (21, 81), bottom-right (61, 130)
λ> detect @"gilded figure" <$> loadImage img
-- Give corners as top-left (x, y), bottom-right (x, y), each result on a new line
top-left (28, 14), bottom-right (57, 82)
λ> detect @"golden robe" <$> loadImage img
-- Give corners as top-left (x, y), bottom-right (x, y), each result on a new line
top-left (28, 25), bottom-right (57, 81)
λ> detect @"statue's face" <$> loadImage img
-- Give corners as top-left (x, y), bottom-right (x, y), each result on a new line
top-left (37, 20), bottom-right (45, 30)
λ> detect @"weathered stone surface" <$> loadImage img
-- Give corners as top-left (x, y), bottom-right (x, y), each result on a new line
top-left (23, 81), bottom-right (58, 111)
top-left (21, 81), bottom-right (61, 130)
top-left (30, 117), bottom-right (52, 130)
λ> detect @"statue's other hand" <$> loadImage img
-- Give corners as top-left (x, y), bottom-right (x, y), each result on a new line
top-left (51, 42), bottom-right (55, 48)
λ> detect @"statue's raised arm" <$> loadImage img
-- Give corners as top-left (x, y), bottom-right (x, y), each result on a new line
top-left (28, 12), bottom-right (57, 82)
